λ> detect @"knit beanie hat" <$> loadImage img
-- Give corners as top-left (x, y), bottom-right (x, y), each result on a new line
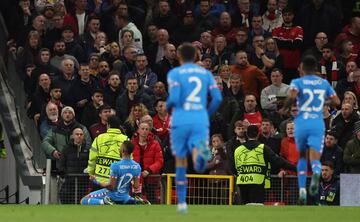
top-left (61, 106), bottom-right (75, 117)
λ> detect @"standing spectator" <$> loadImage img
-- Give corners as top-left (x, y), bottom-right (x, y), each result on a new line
top-left (264, 37), bottom-right (284, 72)
top-left (27, 73), bottom-right (51, 124)
top-left (70, 63), bottom-right (100, 120)
top-left (331, 103), bottom-right (360, 148)
top-left (234, 125), bottom-right (296, 205)
top-left (248, 15), bottom-right (271, 43)
top-left (87, 116), bottom-right (128, 188)
top-left (79, 16), bottom-right (101, 57)
top-left (303, 32), bottom-right (328, 61)
top-left (212, 11), bottom-right (239, 45)
top-left (39, 102), bottom-right (59, 139)
top-left (343, 120), bottom-right (360, 173)
top-left (119, 46), bottom-right (137, 83)
top-left (62, 25), bottom-right (85, 63)
top-left (173, 10), bottom-right (202, 46)
top-left (296, 0), bottom-right (341, 48)
top-left (316, 161), bottom-right (340, 205)
top-left (248, 35), bottom-right (276, 73)
top-left (279, 121), bottom-right (299, 175)
top-left (89, 104), bottom-right (112, 140)
top-left (43, 12), bottom-right (66, 49)
top-left (53, 58), bottom-right (77, 106)
top-left (116, 77), bottom-right (154, 123)
top-left (88, 53), bottom-right (100, 76)
top-left (259, 119), bottom-right (281, 155)
top-left (125, 54), bottom-right (158, 94)
top-left (154, 43), bottom-right (179, 86)
top-left (262, 0), bottom-right (283, 32)
top-left (97, 60), bottom-right (110, 89)
top-left (63, 0), bottom-right (89, 36)
top-left (348, 68), bottom-right (360, 102)
top-left (28, 48), bottom-right (60, 94)
top-left (226, 120), bottom-right (247, 174)
top-left (42, 106), bottom-right (91, 168)
top-left (260, 69), bottom-right (290, 113)
top-left (116, 14), bottom-right (143, 50)
top-left (81, 89), bottom-right (104, 129)
top-left (230, 51), bottom-right (269, 99)
top-left (151, 81), bottom-right (168, 102)
top-left (119, 29), bottom-right (135, 52)
top-left (152, 0), bottom-right (179, 37)
top-left (199, 31), bottom-right (213, 55)
top-left (132, 122), bottom-right (163, 204)
top-left (321, 131), bottom-right (344, 176)
top-left (272, 7), bottom-right (303, 84)
top-left (146, 29), bottom-right (170, 68)
top-left (16, 31), bottom-right (42, 74)
top-left (101, 42), bottom-right (122, 73)
top-left (335, 16), bottom-right (360, 55)
top-left (228, 74), bottom-right (245, 105)
top-left (195, 0), bottom-right (217, 31)
top-left (231, 94), bottom-right (263, 130)
top-left (319, 43), bottom-right (346, 88)
top-left (152, 99), bottom-right (170, 143)
top-left (50, 40), bottom-right (79, 70)
top-left (103, 72), bottom-right (123, 109)
top-left (232, 0), bottom-right (253, 28)
top-left (59, 127), bottom-right (89, 204)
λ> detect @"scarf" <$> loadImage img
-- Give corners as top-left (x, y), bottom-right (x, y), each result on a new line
top-left (320, 55), bottom-right (338, 88)
top-left (241, 13), bottom-right (249, 28)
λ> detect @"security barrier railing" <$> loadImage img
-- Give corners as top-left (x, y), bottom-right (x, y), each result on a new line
top-left (53, 173), bottom-right (312, 205)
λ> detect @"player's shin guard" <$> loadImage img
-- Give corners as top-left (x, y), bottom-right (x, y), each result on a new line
top-left (80, 197), bottom-right (104, 205)
top-left (297, 157), bottom-right (307, 190)
top-left (175, 166), bottom-right (187, 204)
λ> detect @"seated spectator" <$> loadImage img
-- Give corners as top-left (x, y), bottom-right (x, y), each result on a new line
top-left (63, 0), bottom-right (89, 36)
top-left (173, 10), bottom-right (202, 46)
top-left (151, 81), bottom-right (168, 102)
top-left (302, 32), bottom-right (328, 61)
top-left (119, 45), bottom-right (137, 83)
top-left (79, 16), bottom-right (101, 59)
top-left (125, 54), bottom-right (158, 94)
top-left (279, 104), bottom-right (298, 137)
top-left (228, 28), bottom-right (253, 61)
top-left (119, 30), bottom-right (135, 52)
top-left (248, 35), bottom-right (276, 73)
top-left (132, 122), bottom-right (163, 204)
top-left (348, 68), bottom-right (360, 102)
top-left (116, 15), bottom-right (143, 50)
top-left (230, 51), bottom-right (269, 99)
top-left (42, 106), bottom-right (91, 169)
top-left (330, 103), bottom-right (359, 148)
top-left (343, 120), bottom-right (360, 173)
top-left (103, 71), bottom-right (123, 109)
top-left (335, 61), bottom-right (357, 101)
top-left (39, 102), bottom-right (59, 139)
top-left (152, 0), bottom-right (179, 38)
top-left (152, 99), bottom-right (170, 143)
top-left (145, 29), bottom-right (170, 68)
top-left (334, 16), bottom-right (360, 55)
top-left (194, 0), bottom-right (217, 31)
top-left (16, 31), bottom-right (42, 75)
top-left (279, 121), bottom-right (298, 175)
top-left (43, 12), bottom-right (65, 49)
top-left (316, 161), bottom-right (340, 206)
top-left (319, 43), bottom-right (346, 88)
top-left (260, 69), bottom-right (290, 114)
top-left (81, 89), bottom-right (104, 129)
top-left (27, 73), bottom-right (51, 124)
top-left (123, 103), bottom-right (149, 139)
top-left (337, 39), bottom-right (358, 66)
top-left (88, 53), bottom-right (100, 76)
top-left (116, 77), bottom-right (154, 123)
top-left (209, 35), bottom-right (232, 69)
top-left (89, 104), bottom-right (112, 140)
top-left (228, 74), bottom-right (244, 105)
top-left (264, 37), bottom-right (284, 73)
top-left (321, 131), bottom-right (344, 176)
top-left (343, 91), bottom-right (359, 113)
top-left (86, 31), bottom-right (108, 58)
top-left (217, 64), bottom-right (231, 89)
top-left (199, 31), bottom-right (213, 56)
top-left (58, 127), bottom-right (89, 204)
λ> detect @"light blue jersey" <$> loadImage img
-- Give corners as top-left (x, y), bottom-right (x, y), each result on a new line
top-left (290, 75), bottom-right (336, 122)
top-left (290, 75), bottom-right (336, 153)
top-left (107, 159), bottom-right (141, 202)
top-left (166, 63), bottom-right (222, 127)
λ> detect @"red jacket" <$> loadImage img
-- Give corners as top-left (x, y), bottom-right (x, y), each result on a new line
top-left (132, 133), bottom-right (164, 174)
top-left (152, 114), bottom-right (170, 141)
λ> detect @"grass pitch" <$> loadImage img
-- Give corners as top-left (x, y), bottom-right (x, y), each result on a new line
top-left (0, 205), bottom-right (359, 222)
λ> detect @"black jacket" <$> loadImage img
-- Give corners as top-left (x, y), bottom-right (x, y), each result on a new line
top-left (59, 141), bottom-right (89, 175)
top-left (321, 145), bottom-right (344, 176)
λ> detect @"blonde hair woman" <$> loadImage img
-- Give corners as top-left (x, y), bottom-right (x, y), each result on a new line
top-left (124, 103), bottom-right (149, 138)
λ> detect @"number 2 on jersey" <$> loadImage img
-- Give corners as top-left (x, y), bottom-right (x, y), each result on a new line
top-left (301, 89), bottom-right (325, 112)
top-left (186, 76), bottom-right (202, 103)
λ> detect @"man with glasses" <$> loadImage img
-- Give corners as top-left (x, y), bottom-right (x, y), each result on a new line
top-left (303, 32), bottom-right (328, 61)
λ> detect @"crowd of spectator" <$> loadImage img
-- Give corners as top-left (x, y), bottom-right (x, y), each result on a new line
top-left (2, 0), bottom-right (360, 205)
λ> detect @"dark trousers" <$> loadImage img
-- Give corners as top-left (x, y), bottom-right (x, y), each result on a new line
top-left (238, 184), bottom-right (265, 204)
